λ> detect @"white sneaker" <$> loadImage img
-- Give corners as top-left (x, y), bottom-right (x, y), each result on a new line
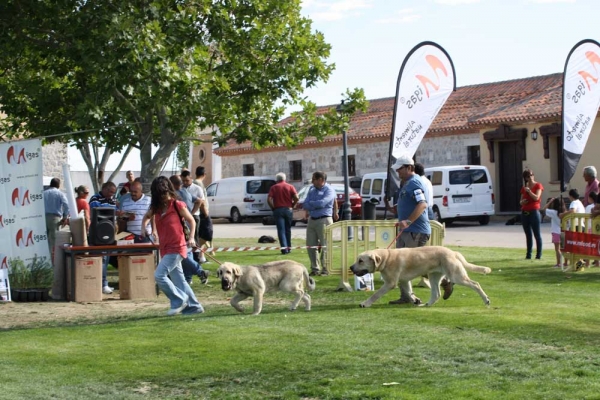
top-left (102, 286), bottom-right (114, 294)
top-left (167, 297), bottom-right (189, 316)
top-left (198, 254), bottom-right (207, 263)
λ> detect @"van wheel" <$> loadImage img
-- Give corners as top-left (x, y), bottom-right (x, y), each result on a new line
top-left (231, 208), bottom-right (243, 223)
top-left (479, 215), bottom-right (490, 225)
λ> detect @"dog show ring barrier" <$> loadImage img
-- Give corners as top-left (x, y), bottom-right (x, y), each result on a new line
top-left (324, 220), bottom-right (445, 291)
top-left (560, 213), bottom-right (600, 272)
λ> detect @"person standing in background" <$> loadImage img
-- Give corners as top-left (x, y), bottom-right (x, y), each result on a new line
top-left (520, 169), bottom-right (544, 260)
top-left (193, 166), bottom-right (214, 258)
top-left (583, 166), bottom-right (599, 207)
top-left (117, 181), bottom-right (154, 243)
top-left (182, 169), bottom-right (206, 263)
top-left (268, 172), bottom-right (299, 255)
top-left (303, 171), bottom-right (335, 276)
top-left (44, 178), bottom-right (70, 255)
top-left (75, 185), bottom-right (91, 233)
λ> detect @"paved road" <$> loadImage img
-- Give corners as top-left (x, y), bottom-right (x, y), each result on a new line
top-left (212, 218), bottom-right (553, 250)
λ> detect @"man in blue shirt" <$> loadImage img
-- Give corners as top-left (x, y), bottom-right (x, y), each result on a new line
top-left (387, 155), bottom-right (431, 305)
top-left (303, 171), bottom-right (335, 276)
top-left (44, 178), bottom-right (69, 255)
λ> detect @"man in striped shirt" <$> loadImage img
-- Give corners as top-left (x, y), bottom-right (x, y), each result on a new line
top-left (118, 181), bottom-right (153, 243)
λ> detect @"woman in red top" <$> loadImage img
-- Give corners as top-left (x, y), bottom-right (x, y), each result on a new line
top-left (142, 176), bottom-right (203, 316)
top-left (75, 185), bottom-right (91, 233)
top-left (520, 169), bottom-right (544, 259)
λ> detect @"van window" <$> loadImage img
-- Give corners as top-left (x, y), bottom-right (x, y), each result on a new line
top-left (372, 179), bottom-right (383, 195)
top-left (449, 169), bottom-right (488, 185)
top-left (430, 171), bottom-right (443, 186)
top-left (246, 180), bottom-right (275, 194)
top-left (362, 179), bottom-right (372, 196)
top-left (206, 183), bottom-right (217, 197)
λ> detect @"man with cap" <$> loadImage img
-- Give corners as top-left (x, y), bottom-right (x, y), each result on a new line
top-left (386, 155), bottom-right (453, 304)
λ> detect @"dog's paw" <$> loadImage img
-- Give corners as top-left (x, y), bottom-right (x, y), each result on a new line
top-left (359, 302), bottom-right (369, 308)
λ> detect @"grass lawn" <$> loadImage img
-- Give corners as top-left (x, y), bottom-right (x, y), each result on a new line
top-left (2, 240), bottom-right (600, 399)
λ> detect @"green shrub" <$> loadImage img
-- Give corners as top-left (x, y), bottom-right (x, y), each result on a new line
top-left (7, 256), bottom-right (52, 289)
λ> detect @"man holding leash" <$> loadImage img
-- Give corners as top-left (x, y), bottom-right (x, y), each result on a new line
top-left (386, 155), bottom-right (453, 304)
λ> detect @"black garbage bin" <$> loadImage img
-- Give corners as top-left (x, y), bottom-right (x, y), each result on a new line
top-left (362, 198), bottom-right (379, 220)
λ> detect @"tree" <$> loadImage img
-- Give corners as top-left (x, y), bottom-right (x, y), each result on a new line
top-left (0, 0), bottom-right (367, 189)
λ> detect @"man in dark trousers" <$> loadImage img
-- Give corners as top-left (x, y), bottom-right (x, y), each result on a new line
top-left (268, 172), bottom-right (299, 254)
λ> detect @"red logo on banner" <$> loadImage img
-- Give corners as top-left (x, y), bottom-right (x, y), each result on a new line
top-left (12, 187), bottom-right (31, 207)
top-left (562, 231), bottom-right (600, 256)
top-left (6, 145), bottom-right (27, 165)
top-left (578, 51), bottom-right (600, 91)
top-left (0, 215), bottom-right (3, 229)
top-left (16, 228), bottom-right (35, 248)
top-left (415, 55), bottom-right (449, 98)
top-left (0, 254), bottom-right (8, 269)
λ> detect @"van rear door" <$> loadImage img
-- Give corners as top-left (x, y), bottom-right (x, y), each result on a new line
top-left (245, 179), bottom-right (275, 213)
top-left (446, 167), bottom-right (493, 215)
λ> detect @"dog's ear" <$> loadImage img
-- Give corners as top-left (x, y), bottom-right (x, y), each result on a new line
top-left (216, 268), bottom-right (223, 279)
top-left (232, 265), bottom-right (243, 277)
top-left (371, 252), bottom-right (384, 271)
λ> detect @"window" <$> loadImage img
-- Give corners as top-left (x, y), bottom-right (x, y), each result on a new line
top-left (242, 164), bottom-right (254, 176)
top-left (430, 171), bottom-right (443, 186)
top-left (362, 179), bottom-right (372, 196)
top-left (289, 160), bottom-right (302, 181)
top-left (372, 179), bottom-right (383, 195)
top-left (246, 179), bottom-right (275, 194)
top-left (347, 155), bottom-right (356, 176)
top-left (449, 169), bottom-right (488, 185)
top-left (467, 146), bottom-right (481, 165)
top-left (206, 183), bottom-right (217, 197)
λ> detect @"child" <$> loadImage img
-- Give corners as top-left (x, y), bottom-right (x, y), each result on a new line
top-left (542, 197), bottom-right (565, 268)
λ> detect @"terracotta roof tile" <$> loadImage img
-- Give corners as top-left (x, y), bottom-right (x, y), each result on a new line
top-left (215, 73), bottom-right (565, 154)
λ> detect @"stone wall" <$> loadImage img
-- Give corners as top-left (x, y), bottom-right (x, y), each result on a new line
top-left (42, 142), bottom-right (68, 180)
top-left (219, 133), bottom-right (481, 189)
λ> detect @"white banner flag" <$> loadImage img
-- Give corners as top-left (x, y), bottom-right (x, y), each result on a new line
top-left (562, 39), bottom-right (600, 189)
top-left (0, 139), bottom-right (51, 301)
top-left (389, 41), bottom-right (456, 160)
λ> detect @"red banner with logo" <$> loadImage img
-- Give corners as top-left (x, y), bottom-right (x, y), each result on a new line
top-left (562, 230), bottom-right (600, 256)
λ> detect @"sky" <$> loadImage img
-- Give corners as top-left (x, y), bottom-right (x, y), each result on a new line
top-left (68, 0), bottom-right (599, 171)
top-left (297, 0), bottom-right (600, 108)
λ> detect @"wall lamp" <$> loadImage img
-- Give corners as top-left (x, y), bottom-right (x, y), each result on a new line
top-left (531, 128), bottom-right (538, 141)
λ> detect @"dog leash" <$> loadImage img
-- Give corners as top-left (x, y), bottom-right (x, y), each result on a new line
top-left (387, 225), bottom-right (405, 249)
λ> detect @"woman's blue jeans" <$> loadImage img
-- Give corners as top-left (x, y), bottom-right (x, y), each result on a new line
top-left (154, 253), bottom-right (201, 310)
top-left (521, 209), bottom-right (542, 259)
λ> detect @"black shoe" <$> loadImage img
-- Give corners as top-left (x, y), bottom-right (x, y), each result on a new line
top-left (197, 270), bottom-right (209, 285)
top-left (309, 271), bottom-right (320, 276)
top-left (320, 270), bottom-right (330, 276)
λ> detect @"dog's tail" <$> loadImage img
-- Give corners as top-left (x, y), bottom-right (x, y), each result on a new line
top-left (304, 269), bottom-right (316, 291)
top-left (455, 252), bottom-right (491, 274)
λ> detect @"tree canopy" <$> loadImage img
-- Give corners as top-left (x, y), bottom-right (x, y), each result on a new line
top-left (0, 0), bottom-right (367, 189)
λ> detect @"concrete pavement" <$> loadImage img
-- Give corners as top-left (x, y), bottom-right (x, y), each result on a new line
top-left (212, 219), bottom-right (553, 250)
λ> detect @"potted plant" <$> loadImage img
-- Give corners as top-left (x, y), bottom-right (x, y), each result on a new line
top-left (8, 256), bottom-right (53, 302)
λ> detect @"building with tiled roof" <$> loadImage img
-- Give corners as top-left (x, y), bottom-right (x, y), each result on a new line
top-left (192, 72), bottom-right (600, 215)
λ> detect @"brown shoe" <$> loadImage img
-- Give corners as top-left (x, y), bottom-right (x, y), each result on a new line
top-left (441, 279), bottom-right (454, 300)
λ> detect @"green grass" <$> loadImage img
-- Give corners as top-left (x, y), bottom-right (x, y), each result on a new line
top-left (2, 240), bottom-right (600, 399)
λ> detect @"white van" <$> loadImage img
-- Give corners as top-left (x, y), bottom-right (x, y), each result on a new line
top-left (360, 172), bottom-right (398, 219)
top-left (205, 176), bottom-right (276, 223)
top-left (424, 165), bottom-right (495, 225)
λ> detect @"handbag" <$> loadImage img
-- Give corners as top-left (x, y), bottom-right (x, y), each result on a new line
top-left (173, 201), bottom-right (191, 241)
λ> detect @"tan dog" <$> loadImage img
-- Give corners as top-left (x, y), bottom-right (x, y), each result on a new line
top-left (350, 247), bottom-right (491, 307)
top-left (217, 260), bottom-right (316, 315)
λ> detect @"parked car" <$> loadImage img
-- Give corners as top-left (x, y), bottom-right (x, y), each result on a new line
top-left (424, 165), bottom-right (495, 225)
top-left (292, 183), bottom-right (362, 226)
top-left (206, 176), bottom-right (276, 223)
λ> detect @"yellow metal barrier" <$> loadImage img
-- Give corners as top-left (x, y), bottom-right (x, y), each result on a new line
top-left (324, 220), bottom-right (445, 291)
top-left (560, 213), bottom-right (600, 271)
